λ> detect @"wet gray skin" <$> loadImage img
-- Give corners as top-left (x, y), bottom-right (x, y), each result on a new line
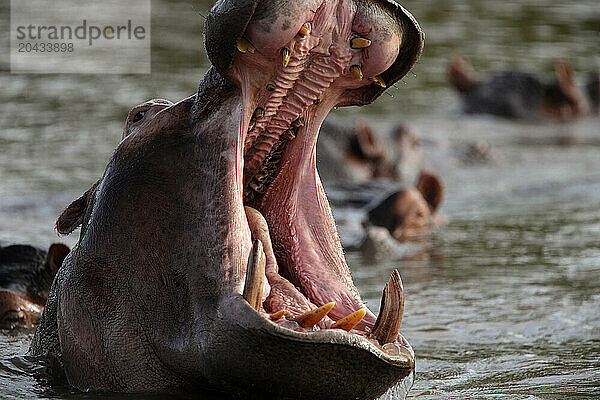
top-left (30, 0), bottom-right (423, 398)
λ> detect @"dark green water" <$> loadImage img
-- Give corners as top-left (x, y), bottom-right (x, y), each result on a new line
top-left (1, 0), bottom-right (599, 398)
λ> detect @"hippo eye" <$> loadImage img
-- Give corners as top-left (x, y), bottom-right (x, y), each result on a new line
top-left (133, 110), bottom-right (146, 123)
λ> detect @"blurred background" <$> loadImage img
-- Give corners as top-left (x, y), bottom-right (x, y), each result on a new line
top-left (1, 0), bottom-right (599, 399)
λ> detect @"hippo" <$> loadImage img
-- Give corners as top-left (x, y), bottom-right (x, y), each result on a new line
top-left (363, 171), bottom-right (443, 243)
top-left (0, 243), bottom-right (69, 329)
top-left (327, 172), bottom-right (443, 260)
top-left (448, 56), bottom-right (587, 120)
top-left (30, 0), bottom-right (424, 398)
top-left (317, 118), bottom-right (422, 184)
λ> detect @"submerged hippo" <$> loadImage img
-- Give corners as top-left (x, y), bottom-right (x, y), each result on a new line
top-left (448, 56), bottom-right (587, 120)
top-left (30, 0), bottom-right (423, 398)
top-left (317, 118), bottom-right (422, 184)
top-left (0, 243), bottom-right (69, 329)
top-left (365, 171), bottom-right (443, 242)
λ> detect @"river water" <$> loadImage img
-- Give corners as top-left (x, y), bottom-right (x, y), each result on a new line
top-left (1, 0), bottom-right (599, 399)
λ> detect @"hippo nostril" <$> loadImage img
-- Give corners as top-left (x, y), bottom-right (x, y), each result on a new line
top-left (133, 111), bottom-right (146, 123)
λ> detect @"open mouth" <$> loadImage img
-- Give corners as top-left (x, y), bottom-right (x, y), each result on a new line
top-left (218, 0), bottom-right (421, 365)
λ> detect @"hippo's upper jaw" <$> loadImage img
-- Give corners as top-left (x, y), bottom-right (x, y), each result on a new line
top-left (201, 0), bottom-right (421, 397)
top-left (30, 1), bottom-right (422, 399)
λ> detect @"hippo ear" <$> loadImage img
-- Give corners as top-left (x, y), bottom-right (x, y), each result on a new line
top-left (416, 172), bottom-right (443, 212)
top-left (352, 121), bottom-right (384, 161)
top-left (338, 1), bottom-right (423, 106)
top-left (555, 60), bottom-right (583, 111)
top-left (56, 179), bottom-right (101, 235)
top-left (46, 243), bottom-right (70, 274)
top-left (448, 56), bottom-right (478, 94)
top-left (204, 0), bottom-right (260, 76)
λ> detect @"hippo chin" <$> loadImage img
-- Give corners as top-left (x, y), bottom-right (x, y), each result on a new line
top-left (30, 1), bottom-right (423, 398)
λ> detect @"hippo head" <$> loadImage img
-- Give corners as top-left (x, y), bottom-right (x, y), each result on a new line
top-left (367, 172), bottom-right (443, 241)
top-left (32, 1), bottom-right (423, 398)
top-left (0, 243), bottom-right (69, 330)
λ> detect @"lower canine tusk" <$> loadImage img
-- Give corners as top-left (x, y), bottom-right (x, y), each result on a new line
top-left (372, 269), bottom-right (404, 345)
top-left (243, 240), bottom-right (266, 310)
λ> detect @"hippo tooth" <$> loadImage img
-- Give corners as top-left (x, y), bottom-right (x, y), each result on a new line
top-left (371, 270), bottom-right (404, 345)
top-left (298, 22), bottom-right (311, 38)
top-left (330, 309), bottom-right (367, 332)
top-left (370, 75), bottom-right (386, 88)
top-left (281, 48), bottom-right (291, 68)
top-left (290, 302), bottom-right (335, 329)
top-left (292, 117), bottom-right (305, 128)
top-left (243, 240), bottom-right (266, 311)
top-left (236, 37), bottom-right (255, 53)
top-left (254, 171), bottom-right (268, 183)
top-left (269, 310), bottom-right (286, 320)
top-left (350, 37), bottom-right (371, 49)
top-left (249, 180), bottom-right (266, 193)
top-left (281, 129), bottom-right (296, 140)
top-left (253, 107), bottom-right (265, 119)
top-left (350, 65), bottom-right (363, 81)
top-left (248, 119), bottom-right (256, 131)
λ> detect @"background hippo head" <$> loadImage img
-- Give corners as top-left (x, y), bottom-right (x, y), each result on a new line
top-left (317, 118), bottom-right (423, 184)
top-left (0, 243), bottom-right (69, 329)
top-left (31, 1), bottom-right (424, 398)
top-left (447, 56), bottom-right (587, 120)
top-left (366, 172), bottom-right (444, 241)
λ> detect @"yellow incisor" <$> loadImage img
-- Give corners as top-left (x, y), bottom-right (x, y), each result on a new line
top-left (290, 302), bottom-right (335, 328)
top-left (350, 37), bottom-right (371, 49)
top-left (350, 65), bottom-right (363, 81)
top-left (331, 309), bottom-right (367, 332)
top-left (236, 37), bottom-right (255, 53)
top-left (270, 310), bottom-right (286, 320)
top-left (299, 23), bottom-right (311, 37)
top-left (281, 48), bottom-right (291, 67)
top-left (371, 76), bottom-right (386, 88)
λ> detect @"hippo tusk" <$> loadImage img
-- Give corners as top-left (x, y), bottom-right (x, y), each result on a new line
top-left (372, 270), bottom-right (404, 345)
top-left (243, 240), bottom-right (267, 310)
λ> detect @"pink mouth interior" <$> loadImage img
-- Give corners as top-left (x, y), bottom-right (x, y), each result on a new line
top-left (229, 0), bottom-right (409, 348)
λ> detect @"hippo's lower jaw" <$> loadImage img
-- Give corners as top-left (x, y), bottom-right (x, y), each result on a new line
top-left (216, 0), bottom-right (414, 394)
